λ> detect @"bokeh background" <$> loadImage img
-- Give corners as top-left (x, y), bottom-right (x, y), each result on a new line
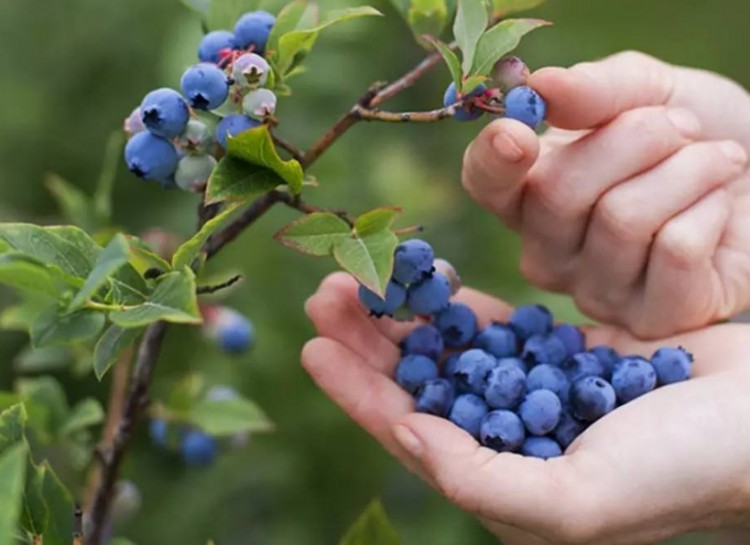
top-left (0, 0), bottom-right (747, 544)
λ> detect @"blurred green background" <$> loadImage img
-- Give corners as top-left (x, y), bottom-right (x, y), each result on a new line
top-left (0, 0), bottom-right (747, 544)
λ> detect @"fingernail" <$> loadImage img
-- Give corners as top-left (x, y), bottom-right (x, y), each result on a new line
top-left (718, 141), bottom-right (748, 165)
top-left (492, 131), bottom-right (525, 163)
top-left (393, 424), bottom-right (424, 459)
top-left (666, 108), bottom-right (701, 137)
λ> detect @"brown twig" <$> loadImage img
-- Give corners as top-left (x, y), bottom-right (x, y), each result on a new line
top-left (272, 133), bottom-right (305, 163)
top-left (352, 104), bottom-right (456, 123)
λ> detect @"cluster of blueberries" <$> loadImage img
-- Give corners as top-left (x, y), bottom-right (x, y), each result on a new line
top-left (444, 56), bottom-right (547, 129)
top-left (123, 10), bottom-right (278, 191)
top-left (358, 240), bottom-right (694, 459)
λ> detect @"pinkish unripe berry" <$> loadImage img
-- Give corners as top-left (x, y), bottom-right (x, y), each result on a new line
top-left (493, 56), bottom-right (530, 91)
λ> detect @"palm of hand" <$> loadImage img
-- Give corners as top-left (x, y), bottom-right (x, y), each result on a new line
top-left (303, 273), bottom-right (750, 545)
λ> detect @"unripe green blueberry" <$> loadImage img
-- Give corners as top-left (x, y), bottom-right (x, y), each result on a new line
top-left (242, 88), bottom-right (277, 119)
top-left (175, 154), bottom-right (217, 192)
top-left (176, 119), bottom-right (213, 154)
top-left (232, 53), bottom-right (269, 88)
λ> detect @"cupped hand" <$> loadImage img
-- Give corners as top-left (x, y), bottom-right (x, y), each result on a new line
top-left (303, 273), bottom-right (750, 545)
top-left (463, 51), bottom-right (750, 338)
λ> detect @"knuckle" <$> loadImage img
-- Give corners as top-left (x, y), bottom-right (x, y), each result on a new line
top-left (655, 223), bottom-right (705, 270)
top-left (616, 108), bottom-right (676, 151)
top-left (593, 190), bottom-right (645, 242)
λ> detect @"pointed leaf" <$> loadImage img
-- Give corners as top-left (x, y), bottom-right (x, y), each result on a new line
top-left (0, 444), bottom-right (27, 545)
top-left (59, 399), bottom-right (104, 437)
top-left (39, 462), bottom-right (74, 545)
top-left (267, 0), bottom-right (320, 54)
top-left (30, 308), bottom-right (105, 348)
top-left (17, 378), bottom-right (68, 441)
top-left (491, 0), bottom-right (545, 17)
top-left (407, 0), bottom-right (448, 41)
top-left (470, 18), bottom-right (551, 76)
top-left (188, 397), bottom-right (273, 436)
top-left (424, 37), bottom-right (462, 90)
top-left (20, 461), bottom-right (48, 539)
top-left (45, 174), bottom-right (97, 232)
top-left (274, 213), bottom-right (351, 256)
top-left (172, 203), bottom-right (244, 269)
top-left (354, 208), bottom-right (401, 237)
top-left (339, 500), bottom-right (403, 545)
top-left (454, 0), bottom-right (488, 73)
top-left (70, 234), bottom-right (130, 310)
top-left (205, 158), bottom-right (284, 205)
top-left (0, 405), bottom-right (27, 453)
top-left (462, 74), bottom-right (488, 93)
top-left (125, 236), bottom-right (172, 275)
top-left (0, 253), bottom-right (65, 298)
top-left (333, 229), bottom-right (398, 297)
top-left (93, 325), bottom-right (142, 381)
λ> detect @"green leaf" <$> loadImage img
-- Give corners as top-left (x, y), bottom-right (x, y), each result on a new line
top-left (14, 345), bottom-right (72, 374)
top-left (407, 0), bottom-right (448, 42)
top-left (226, 125), bottom-right (303, 193)
top-left (17, 379), bottom-right (68, 441)
top-left (59, 398), bottom-right (104, 437)
top-left (0, 253), bottom-right (65, 299)
top-left (70, 234), bottom-right (130, 310)
top-left (125, 236), bottom-right (173, 276)
top-left (39, 462), bottom-right (74, 545)
top-left (491, 0), bottom-right (545, 17)
top-left (425, 36), bottom-right (462, 90)
top-left (274, 213), bottom-right (351, 256)
top-left (267, 0), bottom-right (320, 54)
top-left (45, 174), bottom-right (98, 232)
top-left (172, 203), bottom-right (244, 270)
top-left (333, 229), bottom-right (398, 298)
top-left (20, 462), bottom-right (47, 540)
top-left (109, 268), bottom-right (201, 328)
top-left (470, 18), bottom-right (550, 76)
top-left (354, 208), bottom-right (400, 237)
top-left (0, 405), bottom-right (27, 453)
top-left (339, 500), bottom-right (403, 545)
top-left (0, 300), bottom-right (48, 332)
top-left (167, 374), bottom-right (206, 413)
top-left (454, 0), bottom-right (488, 73)
top-left (205, 158), bottom-right (284, 205)
top-left (462, 74), bottom-right (488, 92)
top-left (93, 325), bottom-right (142, 381)
top-left (386, 0), bottom-right (409, 15)
top-left (0, 444), bottom-right (27, 545)
top-left (93, 131), bottom-right (125, 225)
top-left (30, 307), bottom-right (106, 348)
top-left (188, 397), bottom-right (273, 436)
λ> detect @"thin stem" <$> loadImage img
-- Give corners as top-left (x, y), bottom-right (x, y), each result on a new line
top-left (272, 133), bottom-right (305, 163)
top-left (85, 301), bottom-right (133, 312)
top-left (352, 105), bottom-right (456, 123)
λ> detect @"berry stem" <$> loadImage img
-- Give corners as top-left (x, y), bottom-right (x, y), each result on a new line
top-left (271, 132), bottom-right (305, 162)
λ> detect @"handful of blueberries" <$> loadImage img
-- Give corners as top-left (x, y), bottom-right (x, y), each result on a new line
top-left (358, 240), bottom-right (694, 459)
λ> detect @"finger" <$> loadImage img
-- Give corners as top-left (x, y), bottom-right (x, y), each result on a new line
top-left (519, 106), bottom-right (701, 290)
top-left (530, 51), bottom-right (677, 130)
top-left (462, 118), bottom-right (541, 228)
top-left (574, 140), bottom-right (747, 322)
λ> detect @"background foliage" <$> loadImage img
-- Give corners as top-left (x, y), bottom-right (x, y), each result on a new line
top-left (0, 0), bottom-right (747, 544)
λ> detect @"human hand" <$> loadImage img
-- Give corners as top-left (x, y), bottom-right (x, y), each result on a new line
top-left (463, 51), bottom-right (750, 338)
top-left (303, 272), bottom-right (750, 545)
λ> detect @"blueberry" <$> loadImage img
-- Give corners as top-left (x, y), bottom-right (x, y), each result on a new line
top-left (140, 88), bottom-right (190, 138)
top-left (395, 355), bottom-right (438, 394)
top-left (479, 410), bottom-right (525, 453)
top-left (521, 436), bottom-right (562, 459)
top-left (493, 56), bottom-right (530, 91)
top-left (124, 106), bottom-right (145, 136)
top-left (198, 30), bottom-right (237, 63)
top-left (561, 352), bottom-right (605, 382)
top-left (392, 239), bottom-right (434, 284)
top-left (234, 10), bottom-right (275, 53)
top-left (612, 356), bottom-right (657, 403)
top-left (452, 349), bottom-right (498, 395)
top-left (474, 323), bottom-right (518, 358)
top-left (242, 88), bottom-right (278, 119)
top-left (407, 272), bottom-right (451, 315)
top-left (527, 364), bottom-right (570, 404)
top-left (522, 334), bottom-right (567, 367)
top-left (181, 63), bottom-right (230, 110)
top-left (448, 394), bottom-right (489, 438)
top-left (149, 418), bottom-right (168, 447)
top-left (504, 85), bottom-right (547, 130)
top-left (215, 114), bottom-right (261, 149)
top-left (509, 305), bottom-right (553, 340)
top-left (415, 378), bottom-right (455, 416)
top-left (496, 357), bottom-right (527, 375)
top-left (552, 324), bottom-right (586, 358)
top-left (232, 52), bottom-right (270, 88)
top-left (589, 346), bottom-right (620, 380)
top-left (434, 303), bottom-right (478, 347)
top-left (124, 132), bottom-right (179, 181)
top-left (484, 360), bottom-right (526, 409)
top-left (176, 119), bottom-right (213, 154)
top-left (175, 154), bottom-right (217, 192)
top-left (358, 280), bottom-right (407, 317)
top-left (443, 82), bottom-right (487, 121)
top-left (401, 324), bottom-right (444, 361)
top-left (554, 410), bottom-right (587, 449)
top-left (212, 308), bottom-right (255, 354)
top-left (518, 389), bottom-right (562, 436)
top-left (569, 376), bottom-right (616, 422)
top-left (442, 352), bottom-right (462, 378)
top-left (181, 430), bottom-right (218, 466)
top-left (651, 347), bottom-right (693, 385)
top-left (433, 258), bottom-right (461, 294)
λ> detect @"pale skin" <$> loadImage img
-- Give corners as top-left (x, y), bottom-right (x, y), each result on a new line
top-left (302, 52), bottom-right (750, 544)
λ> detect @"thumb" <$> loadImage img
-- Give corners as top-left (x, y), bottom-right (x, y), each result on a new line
top-left (530, 51), bottom-right (676, 130)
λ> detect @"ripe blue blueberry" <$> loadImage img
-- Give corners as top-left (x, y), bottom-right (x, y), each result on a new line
top-left (493, 56), bottom-right (530, 91)
top-left (479, 410), bottom-right (525, 453)
top-left (518, 389), bottom-right (562, 436)
top-left (448, 394), bottom-right (489, 438)
top-left (443, 82), bottom-right (487, 121)
top-left (176, 119), bottom-right (213, 154)
top-left (232, 53), bottom-right (270, 88)
top-left (589, 345), bottom-right (620, 380)
top-left (484, 360), bottom-right (527, 409)
top-left (433, 258), bottom-right (461, 294)
top-left (554, 410), bottom-right (587, 449)
top-left (210, 307), bottom-right (255, 354)
top-left (181, 430), bottom-right (218, 466)
top-left (140, 88), bottom-right (190, 138)
top-left (452, 349), bottom-right (498, 395)
top-left (124, 132), bottom-right (179, 181)
top-left (527, 364), bottom-right (570, 404)
top-left (651, 347), bottom-right (693, 385)
top-left (392, 239), bottom-right (434, 284)
top-left (509, 304), bottom-right (552, 340)
top-left (570, 376), bottom-right (616, 422)
top-left (149, 418), bottom-right (168, 447)
top-left (124, 107), bottom-right (145, 136)
top-left (198, 30), bottom-right (237, 63)
top-left (552, 324), bottom-right (586, 358)
top-left (521, 437), bottom-right (562, 460)
top-left (612, 356), bottom-right (657, 403)
top-left (561, 352), bottom-right (605, 382)
top-left (401, 324), bottom-right (444, 361)
top-left (215, 114), bottom-right (261, 149)
top-left (407, 272), bottom-right (451, 315)
top-left (434, 302), bottom-right (478, 347)
top-left (522, 334), bottom-right (567, 366)
top-left (415, 378), bottom-right (455, 416)
top-left (358, 280), bottom-right (407, 317)
top-left (175, 154), bottom-right (217, 192)
top-left (395, 354), bottom-right (438, 394)
top-left (496, 357), bottom-right (527, 375)
top-left (243, 88), bottom-right (278, 119)
top-left (234, 11), bottom-right (275, 54)
top-left (181, 63), bottom-right (230, 110)
top-left (504, 85), bottom-right (547, 130)
top-left (442, 352), bottom-right (462, 378)
top-left (474, 323), bottom-right (518, 358)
